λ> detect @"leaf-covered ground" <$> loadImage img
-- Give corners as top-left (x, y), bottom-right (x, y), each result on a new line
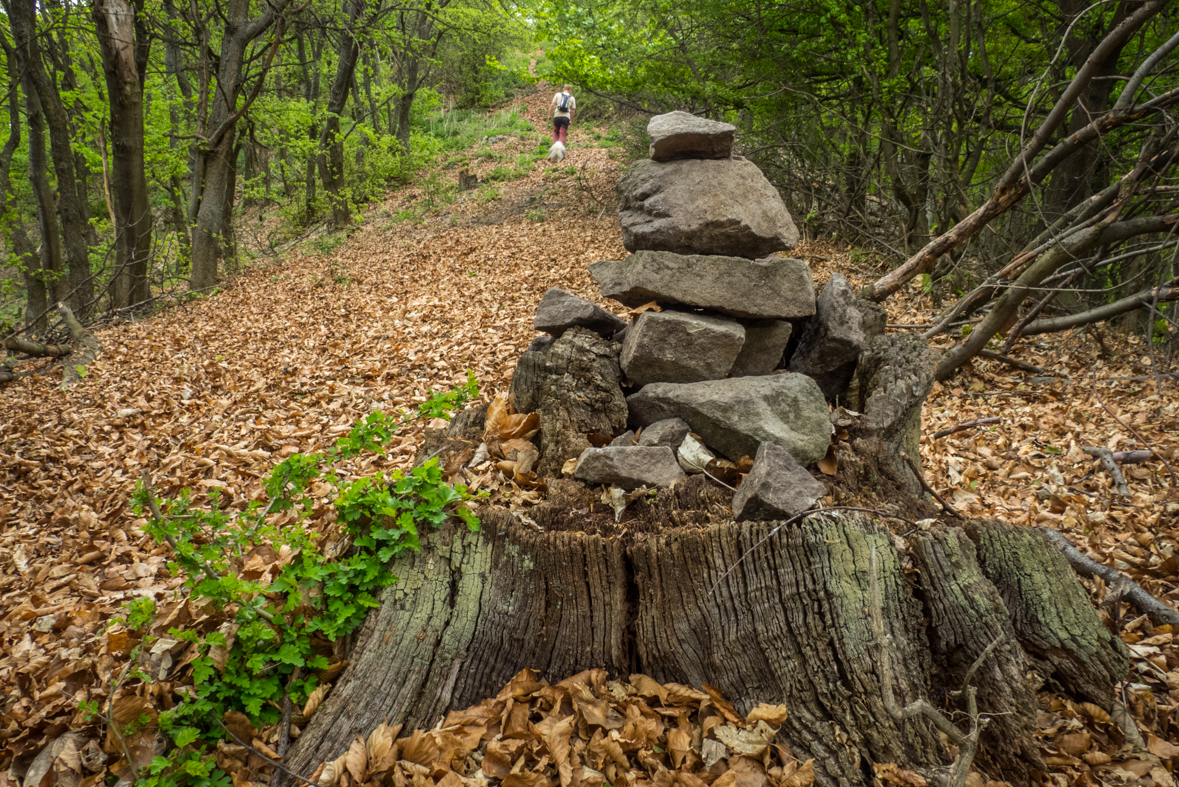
top-left (2, 85), bottom-right (1178, 786)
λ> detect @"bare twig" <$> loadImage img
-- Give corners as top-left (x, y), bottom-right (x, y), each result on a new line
top-left (215, 717), bottom-right (318, 787)
top-left (1091, 377), bottom-right (1177, 491)
top-left (904, 455), bottom-right (963, 519)
top-left (270, 666), bottom-right (303, 787)
top-left (978, 349), bottom-right (1044, 375)
top-left (1040, 528), bottom-right (1179, 627)
top-left (870, 545), bottom-right (989, 787)
top-left (107, 663), bottom-right (141, 782)
top-left (1081, 446), bottom-right (1130, 497)
top-left (708, 506), bottom-right (917, 596)
top-left (932, 417), bottom-right (1001, 439)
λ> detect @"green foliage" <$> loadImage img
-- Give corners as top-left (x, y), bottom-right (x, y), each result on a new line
top-left (122, 376), bottom-right (483, 786)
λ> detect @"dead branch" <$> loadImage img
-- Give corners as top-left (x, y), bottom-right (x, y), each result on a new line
top-left (1039, 528), bottom-right (1179, 628)
top-left (214, 717), bottom-right (317, 787)
top-left (978, 349), bottom-right (1044, 375)
top-left (3, 337), bottom-right (70, 357)
top-left (904, 455), bottom-right (963, 519)
top-left (1081, 446), bottom-right (1130, 497)
top-left (932, 417), bottom-right (1001, 439)
top-left (1091, 377), bottom-right (1178, 490)
top-left (270, 666), bottom-right (302, 787)
top-left (58, 302), bottom-right (102, 386)
top-left (1019, 283), bottom-right (1179, 336)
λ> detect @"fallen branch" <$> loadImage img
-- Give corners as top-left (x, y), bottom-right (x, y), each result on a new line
top-left (1082, 446), bottom-right (1130, 497)
top-left (1111, 450), bottom-right (1155, 464)
top-left (58, 302), bottom-right (101, 386)
top-left (933, 417), bottom-right (1001, 439)
top-left (270, 666), bottom-right (302, 787)
top-left (3, 337), bottom-right (70, 357)
top-left (1020, 283), bottom-right (1179, 336)
top-left (978, 349), bottom-right (1044, 375)
top-left (215, 717), bottom-right (317, 787)
top-left (1040, 528), bottom-right (1179, 628)
top-left (1091, 377), bottom-right (1177, 490)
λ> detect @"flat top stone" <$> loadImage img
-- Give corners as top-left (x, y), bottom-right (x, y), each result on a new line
top-left (620, 310), bottom-right (745, 386)
top-left (647, 111), bottom-right (736, 162)
top-left (590, 251), bottom-right (815, 320)
top-left (617, 157), bottom-right (799, 257)
top-left (573, 445), bottom-right (686, 489)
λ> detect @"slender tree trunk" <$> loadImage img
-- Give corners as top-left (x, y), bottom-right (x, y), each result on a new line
top-left (6, 0), bottom-right (93, 313)
top-left (318, 0), bottom-right (366, 228)
top-left (0, 56), bottom-right (46, 333)
top-left (17, 69), bottom-right (66, 314)
top-left (188, 0), bottom-right (291, 291)
top-left (94, 0), bottom-right (153, 308)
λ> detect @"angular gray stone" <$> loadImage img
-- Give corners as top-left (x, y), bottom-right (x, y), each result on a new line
top-left (626, 374), bottom-right (832, 465)
top-left (620, 310), bottom-right (744, 386)
top-left (730, 320), bottom-right (792, 377)
top-left (637, 418), bottom-right (690, 449)
top-left (610, 430), bottom-right (637, 447)
top-left (788, 274), bottom-right (865, 401)
top-left (647, 111), bottom-right (735, 162)
top-left (590, 251), bottom-right (815, 320)
top-left (731, 442), bottom-right (827, 522)
top-left (533, 287), bottom-right (626, 338)
top-left (573, 446), bottom-right (686, 489)
top-left (617, 158), bottom-right (799, 257)
top-left (526, 335), bottom-right (554, 354)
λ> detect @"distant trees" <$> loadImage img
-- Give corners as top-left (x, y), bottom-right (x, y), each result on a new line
top-left (0, 0), bottom-right (528, 334)
top-left (537, 0), bottom-right (1179, 370)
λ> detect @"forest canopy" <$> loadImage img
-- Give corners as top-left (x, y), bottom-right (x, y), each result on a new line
top-left (0, 0), bottom-right (1176, 376)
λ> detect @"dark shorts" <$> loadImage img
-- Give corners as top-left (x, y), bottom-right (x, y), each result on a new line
top-left (553, 116), bottom-right (570, 130)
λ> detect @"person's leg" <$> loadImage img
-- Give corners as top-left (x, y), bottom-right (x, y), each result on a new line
top-left (552, 120), bottom-right (560, 142)
top-left (556, 117), bottom-right (569, 144)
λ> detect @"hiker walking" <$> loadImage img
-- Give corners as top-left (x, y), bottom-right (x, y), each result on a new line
top-left (551, 85), bottom-right (575, 144)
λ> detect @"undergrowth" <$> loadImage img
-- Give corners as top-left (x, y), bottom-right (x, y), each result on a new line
top-left (107, 374), bottom-right (482, 786)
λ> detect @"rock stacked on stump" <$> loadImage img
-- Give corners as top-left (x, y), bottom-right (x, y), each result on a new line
top-left (512, 111), bottom-right (885, 502)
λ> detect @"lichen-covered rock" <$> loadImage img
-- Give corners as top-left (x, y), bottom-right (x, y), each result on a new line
top-left (626, 374), bottom-right (831, 465)
top-left (573, 446), bottom-right (686, 489)
top-left (620, 310), bottom-right (744, 386)
top-left (788, 273), bottom-right (865, 401)
top-left (617, 158), bottom-right (799, 257)
top-left (647, 111), bottom-right (735, 161)
top-left (731, 442), bottom-right (826, 521)
top-left (533, 287), bottom-right (627, 338)
top-left (730, 320), bottom-right (792, 377)
top-left (590, 252), bottom-right (815, 320)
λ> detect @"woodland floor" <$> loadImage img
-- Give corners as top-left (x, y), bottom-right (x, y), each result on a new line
top-left (2, 84), bottom-right (1179, 786)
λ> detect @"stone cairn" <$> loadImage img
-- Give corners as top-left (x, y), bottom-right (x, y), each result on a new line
top-left (510, 111), bottom-right (886, 520)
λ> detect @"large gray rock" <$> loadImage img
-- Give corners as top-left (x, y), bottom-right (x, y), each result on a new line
top-left (626, 374), bottom-right (832, 465)
top-left (730, 320), bottom-right (792, 377)
top-left (637, 418), bottom-right (690, 449)
top-left (788, 273), bottom-right (865, 401)
top-left (647, 111), bottom-right (735, 162)
top-left (617, 158), bottom-right (799, 257)
top-left (620, 310), bottom-right (744, 386)
top-left (731, 442), bottom-right (827, 522)
top-left (590, 251), bottom-right (815, 320)
top-left (574, 446), bottom-right (686, 489)
top-left (533, 287), bottom-right (626, 338)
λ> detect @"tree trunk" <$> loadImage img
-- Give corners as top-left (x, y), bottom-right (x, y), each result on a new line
top-left (188, 0), bottom-right (290, 291)
top-left (0, 51), bottom-right (46, 333)
top-left (5, 0), bottom-right (92, 313)
top-left (94, 0), bottom-right (153, 309)
top-left (18, 69), bottom-right (66, 318)
top-left (285, 506), bottom-right (1126, 787)
top-left (318, 0), bottom-right (365, 228)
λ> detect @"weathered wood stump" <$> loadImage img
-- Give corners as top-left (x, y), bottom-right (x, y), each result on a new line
top-left (285, 503), bottom-right (1127, 787)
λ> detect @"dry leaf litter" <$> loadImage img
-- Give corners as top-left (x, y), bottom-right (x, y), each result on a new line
top-left (1, 84), bottom-right (1177, 787)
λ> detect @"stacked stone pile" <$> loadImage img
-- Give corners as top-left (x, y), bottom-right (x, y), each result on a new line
top-left (510, 111), bottom-right (886, 520)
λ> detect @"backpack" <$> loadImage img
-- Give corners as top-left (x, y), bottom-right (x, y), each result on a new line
top-left (557, 93), bottom-right (571, 112)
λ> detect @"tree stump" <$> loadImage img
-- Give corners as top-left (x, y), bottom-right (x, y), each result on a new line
top-left (285, 506), bottom-right (1127, 787)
